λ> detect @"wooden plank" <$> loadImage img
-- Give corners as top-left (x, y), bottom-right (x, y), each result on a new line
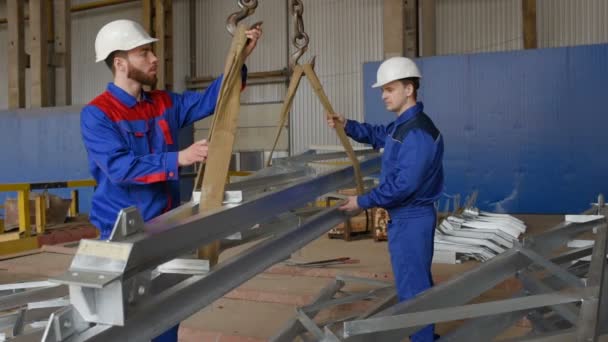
top-left (522, 0), bottom-right (537, 49)
top-left (154, 0), bottom-right (172, 90)
top-left (420, 0), bottom-right (436, 57)
top-left (403, 0), bottom-right (418, 58)
top-left (7, 0), bottom-right (25, 109)
top-left (29, 0), bottom-right (50, 107)
top-left (197, 25), bottom-right (249, 265)
top-left (54, 0), bottom-right (72, 106)
top-left (141, 0), bottom-right (153, 34)
top-left (382, 0), bottom-right (405, 58)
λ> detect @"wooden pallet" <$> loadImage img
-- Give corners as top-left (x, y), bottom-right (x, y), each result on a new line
top-left (373, 207), bottom-right (389, 241)
top-left (327, 209), bottom-right (374, 241)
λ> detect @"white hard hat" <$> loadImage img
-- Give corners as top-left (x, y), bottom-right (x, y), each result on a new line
top-left (372, 57), bottom-right (422, 88)
top-left (94, 19), bottom-right (158, 63)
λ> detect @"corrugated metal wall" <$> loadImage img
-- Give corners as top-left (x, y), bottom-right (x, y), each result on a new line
top-left (0, 0), bottom-right (607, 154)
top-left (537, 0), bottom-right (608, 48)
top-left (195, 0), bottom-right (288, 104)
top-left (70, 1), bottom-right (141, 105)
top-left (435, 0), bottom-right (608, 56)
top-left (171, 0), bottom-right (190, 93)
top-left (436, 0), bottom-right (523, 55)
top-left (289, 0), bottom-right (383, 154)
top-left (0, 0), bottom-right (190, 108)
top-left (193, 0), bottom-right (383, 154)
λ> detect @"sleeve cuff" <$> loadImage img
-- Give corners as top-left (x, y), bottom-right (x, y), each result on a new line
top-left (166, 152), bottom-right (179, 180)
top-left (357, 195), bottom-right (373, 209)
top-left (344, 120), bottom-right (355, 137)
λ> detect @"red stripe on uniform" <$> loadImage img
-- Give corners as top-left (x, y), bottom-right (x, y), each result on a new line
top-left (89, 91), bottom-right (173, 123)
top-left (134, 172), bottom-right (167, 183)
top-left (157, 119), bottom-right (174, 145)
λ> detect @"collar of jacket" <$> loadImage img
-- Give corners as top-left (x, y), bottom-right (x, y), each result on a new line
top-left (106, 82), bottom-right (153, 108)
top-left (395, 101), bottom-right (424, 126)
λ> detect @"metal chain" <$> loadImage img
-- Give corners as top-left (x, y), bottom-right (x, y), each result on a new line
top-left (289, 0), bottom-right (309, 69)
top-left (291, 0), bottom-right (309, 50)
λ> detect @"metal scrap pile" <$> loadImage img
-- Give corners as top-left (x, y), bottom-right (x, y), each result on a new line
top-left (433, 207), bottom-right (527, 263)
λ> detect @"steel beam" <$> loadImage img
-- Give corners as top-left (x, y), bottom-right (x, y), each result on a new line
top-left (67, 207), bottom-right (355, 341)
top-left (343, 291), bottom-right (585, 338)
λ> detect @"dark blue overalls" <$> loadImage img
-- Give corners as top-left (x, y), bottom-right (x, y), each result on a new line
top-left (345, 102), bottom-right (444, 342)
top-left (80, 70), bottom-right (245, 341)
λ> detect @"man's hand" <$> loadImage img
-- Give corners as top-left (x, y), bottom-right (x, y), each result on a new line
top-left (178, 139), bottom-right (209, 166)
top-left (339, 196), bottom-right (360, 212)
top-left (327, 112), bottom-right (346, 129)
top-left (244, 24), bottom-right (263, 58)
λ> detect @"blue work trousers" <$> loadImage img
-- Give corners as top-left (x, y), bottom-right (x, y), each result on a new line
top-left (152, 324), bottom-right (179, 342)
top-left (387, 206), bottom-right (437, 342)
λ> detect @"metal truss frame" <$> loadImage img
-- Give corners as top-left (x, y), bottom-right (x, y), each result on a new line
top-left (271, 200), bottom-right (607, 342)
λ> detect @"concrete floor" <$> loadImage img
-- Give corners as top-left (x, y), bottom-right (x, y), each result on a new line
top-left (0, 214), bottom-right (572, 341)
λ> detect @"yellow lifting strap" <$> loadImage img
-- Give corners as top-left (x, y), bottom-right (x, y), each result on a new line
top-left (266, 0), bottom-right (365, 195)
top-left (265, 63), bottom-right (365, 195)
top-left (195, 23), bottom-right (250, 265)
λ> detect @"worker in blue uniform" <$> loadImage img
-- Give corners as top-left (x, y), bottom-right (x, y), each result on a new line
top-left (328, 57), bottom-right (444, 342)
top-left (81, 19), bottom-right (262, 342)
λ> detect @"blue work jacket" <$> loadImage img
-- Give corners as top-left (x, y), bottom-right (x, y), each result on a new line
top-left (81, 71), bottom-right (245, 239)
top-left (344, 102), bottom-right (444, 217)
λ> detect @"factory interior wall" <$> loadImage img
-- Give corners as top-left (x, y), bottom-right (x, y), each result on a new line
top-left (2, 44), bottom-right (606, 217)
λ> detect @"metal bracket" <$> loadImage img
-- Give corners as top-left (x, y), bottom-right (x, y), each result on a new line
top-left (109, 207), bottom-right (145, 242)
top-left (41, 305), bottom-right (88, 342)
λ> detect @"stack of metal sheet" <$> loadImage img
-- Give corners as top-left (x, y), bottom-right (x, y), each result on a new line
top-left (434, 208), bottom-right (527, 263)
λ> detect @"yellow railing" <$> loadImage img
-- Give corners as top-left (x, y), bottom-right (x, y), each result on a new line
top-left (0, 179), bottom-right (96, 236)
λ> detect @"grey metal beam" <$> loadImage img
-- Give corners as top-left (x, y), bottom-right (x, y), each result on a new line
top-left (519, 273), bottom-right (579, 324)
top-left (440, 261), bottom-right (591, 342)
top-left (438, 306), bottom-right (529, 341)
top-left (301, 288), bottom-right (392, 315)
top-left (343, 291), bottom-right (585, 338)
top-left (0, 285), bottom-right (68, 312)
top-left (348, 222), bottom-right (601, 341)
top-left (526, 220), bottom-right (603, 256)
top-left (69, 207), bottom-right (354, 341)
top-left (518, 246), bottom-right (586, 287)
top-left (375, 249), bottom-right (529, 318)
top-left (296, 308), bottom-right (325, 340)
top-left (123, 155), bottom-right (381, 278)
top-left (273, 150), bottom-right (376, 165)
top-left (576, 223), bottom-right (608, 341)
top-left (550, 245), bottom-right (593, 266)
top-left (270, 279), bottom-right (345, 342)
top-left (374, 219), bottom-right (596, 321)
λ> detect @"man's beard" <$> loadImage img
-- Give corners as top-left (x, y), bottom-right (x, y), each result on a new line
top-left (128, 64), bottom-right (157, 87)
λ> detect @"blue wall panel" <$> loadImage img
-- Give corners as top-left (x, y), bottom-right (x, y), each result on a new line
top-left (0, 106), bottom-right (93, 213)
top-left (0, 106), bottom-right (195, 217)
top-left (363, 44), bottom-right (608, 213)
